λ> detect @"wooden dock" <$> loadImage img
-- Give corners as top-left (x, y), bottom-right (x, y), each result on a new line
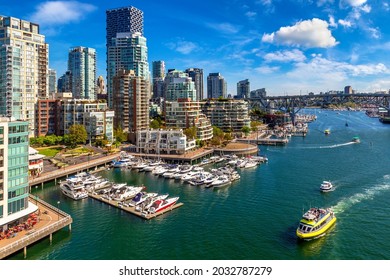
top-left (0, 195), bottom-right (72, 259)
top-left (236, 138), bottom-right (289, 146)
top-left (88, 192), bottom-right (183, 220)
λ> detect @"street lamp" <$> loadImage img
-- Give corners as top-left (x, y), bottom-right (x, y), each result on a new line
top-left (57, 201), bottom-right (60, 220)
top-left (35, 186), bottom-right (38, 205)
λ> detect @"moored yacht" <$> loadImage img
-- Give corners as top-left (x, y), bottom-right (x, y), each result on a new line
top-left (148, 197), bottom-right (179, 214)
top-left (60, 181), bottom-right (88, 200)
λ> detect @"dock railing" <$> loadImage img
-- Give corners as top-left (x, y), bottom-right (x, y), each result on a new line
top-left (0, 195), bottom-right (73, 259)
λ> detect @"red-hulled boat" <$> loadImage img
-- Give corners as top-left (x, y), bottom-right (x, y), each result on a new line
top-left (148, 197), bottom-right (179, 214)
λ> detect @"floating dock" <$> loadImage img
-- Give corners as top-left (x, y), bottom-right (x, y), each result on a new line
top-left (88, 192), bottom-right (183, 220)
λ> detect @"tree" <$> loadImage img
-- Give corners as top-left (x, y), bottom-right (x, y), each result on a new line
top-left (250, 121), bottom-right (262, 132)
top-left (241, 126), bottom-right (251, 136)
top-left (150, 119), bottom-right (160, 129)
top-left (184, 126), bottom-right (197, 140)
top-left (114, 128), bottom-right (128, 143)
top-left (67, 124), bottom-right (87, 148)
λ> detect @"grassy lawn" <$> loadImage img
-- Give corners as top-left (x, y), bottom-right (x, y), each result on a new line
top-left (36, 147), bottom-right (63, 157)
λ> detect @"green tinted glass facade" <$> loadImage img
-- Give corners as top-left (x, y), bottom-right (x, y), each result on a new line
top-left (7, 122), bottom-right (29, 215)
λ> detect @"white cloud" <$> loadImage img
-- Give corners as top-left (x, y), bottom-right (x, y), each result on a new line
top-left (257, 0), bottom-right (272, 6)
top-left (328, 15), bottom-right (337, 28)
top-left (261, 18), bottom-right (338, 48)
top-left (344, 0), bottom-right (367, 7)
top-left (360, 4), bottom-right (371, 13)
top-left (338, 19), bottom-right (352, 27)
top-left (30, 1), bottom-right (96, 25)
top-left (288, 56), bottom-right (388, 81)
top-left (166, 40), bottom-right (198, 55)
top-left (384, 3), bottom-right (390, 11)
top-left (245, 11), bottom-right (257, 18)
top-left (367, 27), bottom-right (380, 39)
top-left (207, 22), bottom-right (240, 34)
top-left (255, 66), bottom-right (280, 74)
top-left (263, 49), bottom-right (306, 63)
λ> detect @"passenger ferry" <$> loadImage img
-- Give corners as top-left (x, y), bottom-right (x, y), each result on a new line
top-left (296, 207), bottom-right (336, 240)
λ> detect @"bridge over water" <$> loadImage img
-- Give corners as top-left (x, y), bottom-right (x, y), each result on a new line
top-left (247, 93), bottom-right (390, 124)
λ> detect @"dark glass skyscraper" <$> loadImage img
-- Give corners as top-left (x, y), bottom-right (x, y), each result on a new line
top-left (106, 6), bottom-right (143, 47)
top-left (106, 6), bottom-right (149, 109)
top-left (185, 68), bottom-right (204, 101)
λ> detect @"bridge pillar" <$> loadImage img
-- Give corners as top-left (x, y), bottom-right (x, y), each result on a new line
top-left (49, 233), bottom-right (52, 244)
top-left (24, 246), bottom-right (27, 258)
top-left (69, 223), bottom-right (72, 232)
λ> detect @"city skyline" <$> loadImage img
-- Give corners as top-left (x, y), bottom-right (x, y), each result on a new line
top-left (3, 0), bottom-right (390, 95)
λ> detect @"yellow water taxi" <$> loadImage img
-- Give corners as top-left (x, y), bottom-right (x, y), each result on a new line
top-left (296, 207), bottom-right (336, 240)
top-left (324, 129), bottom-right (330, 135)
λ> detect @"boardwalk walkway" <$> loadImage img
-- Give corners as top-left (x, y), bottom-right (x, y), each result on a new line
top-left (0, 195), bottom-right (72, 259)
top-left (29, 152), bottom-right (120, 188)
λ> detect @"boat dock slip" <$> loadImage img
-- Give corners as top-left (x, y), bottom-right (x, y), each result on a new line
top-left (88, 192), bottom-right (183, 220)
top-left (0, 195), bottom-right (72, 259)
top-left (236, 138), bottom-right (289, 146)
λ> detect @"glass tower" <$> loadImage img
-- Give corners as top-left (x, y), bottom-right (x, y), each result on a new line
top-left (68, 46), bottom-right (97, 100)
top-left (0, 16), bottom-right (48, 137)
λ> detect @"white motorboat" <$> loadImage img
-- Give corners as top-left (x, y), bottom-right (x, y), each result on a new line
top-left (112, 158), bottom-right (132, 168)
top-left (60, 181), bottom-right (88, 200)
top-left (320, 181), bottom-right (333, 192)
top-left (127, 192), bottom-right (158, 207)
top-left (210, 175), bottom-right (231, 188)
top-left (243, 160), bottom-right (258, 169)
top-left (111, 186), bottom-right (144, 201)
top-left (148, 197), bottom-right (180, 214)
top-left (137, 194), bottom-right (169, 211)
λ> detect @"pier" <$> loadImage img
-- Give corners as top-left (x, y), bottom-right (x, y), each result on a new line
top-left (0, 195), bottom-right (72, 259)
top-left (236, 138), bottom-right (288, 146)
top-left (29, 153), bottom-right (120, 189)
top-left (88, 192), bottom-right (183, 220)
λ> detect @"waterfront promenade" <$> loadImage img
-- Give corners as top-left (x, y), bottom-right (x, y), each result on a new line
top-left (29, 152), bottom-right (120, 188)
top-left (0, 195), bottom-right (72, 259)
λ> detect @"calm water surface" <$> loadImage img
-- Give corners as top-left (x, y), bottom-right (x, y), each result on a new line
top-left (11, 109), bottom-right (390, 260)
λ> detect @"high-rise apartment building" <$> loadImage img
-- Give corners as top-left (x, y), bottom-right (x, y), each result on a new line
top-left (106, 6), bottom-right (148, 108)
top-left (207, 73), bottom-right (227, 99)
top-left (164, 70), bottom-right (197, 101)
top-left (106, 6), bottom-right (143, 47)
top-left (237, 79), bottom-right (250, 99)
top-left (67, 46), bottom-right (97, 100)
top-left (201, 99), bottom-right (251, 132)
top-left (185, 68), bottom-right (204, 101)
top-left (152, 61), bottom-right (165, 99)
top-left (48, 69), bottom-right (57, 97)
top-left (152, 60), bottom-right (165, 80)
top-left (165, 99), bottom-right (213, 141)
top-left (0, 118), bottom-right (36, 231)
top-left (113, 70), bottom-right (150, 141)
top-left (0, 16), bottom-right (48, 136)
top-left (57, 71), bottom-right (72, 93)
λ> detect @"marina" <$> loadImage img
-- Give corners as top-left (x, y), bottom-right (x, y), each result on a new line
top-left (5, 110), bottom-right (390, 260)
top-left (88, 192), bottom-right (183, 220)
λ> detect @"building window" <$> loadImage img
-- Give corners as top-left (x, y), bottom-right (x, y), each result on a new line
top-left (0, 205), bottom-right (3, 218)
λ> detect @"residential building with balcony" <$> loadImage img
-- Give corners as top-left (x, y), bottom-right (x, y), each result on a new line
top-left (201, 99), bottom-right (251, 132)
top-left (165, 98), bottom-right (213, 141)
top-left (0, 16), bottom-right (48, 136)
top-left (0, 118), bottom-right (37, 232)
top-left (136, 129), bottom-right (196, 155)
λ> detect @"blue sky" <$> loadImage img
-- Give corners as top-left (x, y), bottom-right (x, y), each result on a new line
top-left (3, 0), bottom-right (390, 95)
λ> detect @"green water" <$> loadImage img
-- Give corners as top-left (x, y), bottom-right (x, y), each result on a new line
top-left (11, 110), bottom-right (390, 260)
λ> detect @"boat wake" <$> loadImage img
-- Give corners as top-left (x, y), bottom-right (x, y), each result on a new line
top-left (331, 176), bottom-right (390, 214)
top-left (300, 141), bottom-right (356, 149)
